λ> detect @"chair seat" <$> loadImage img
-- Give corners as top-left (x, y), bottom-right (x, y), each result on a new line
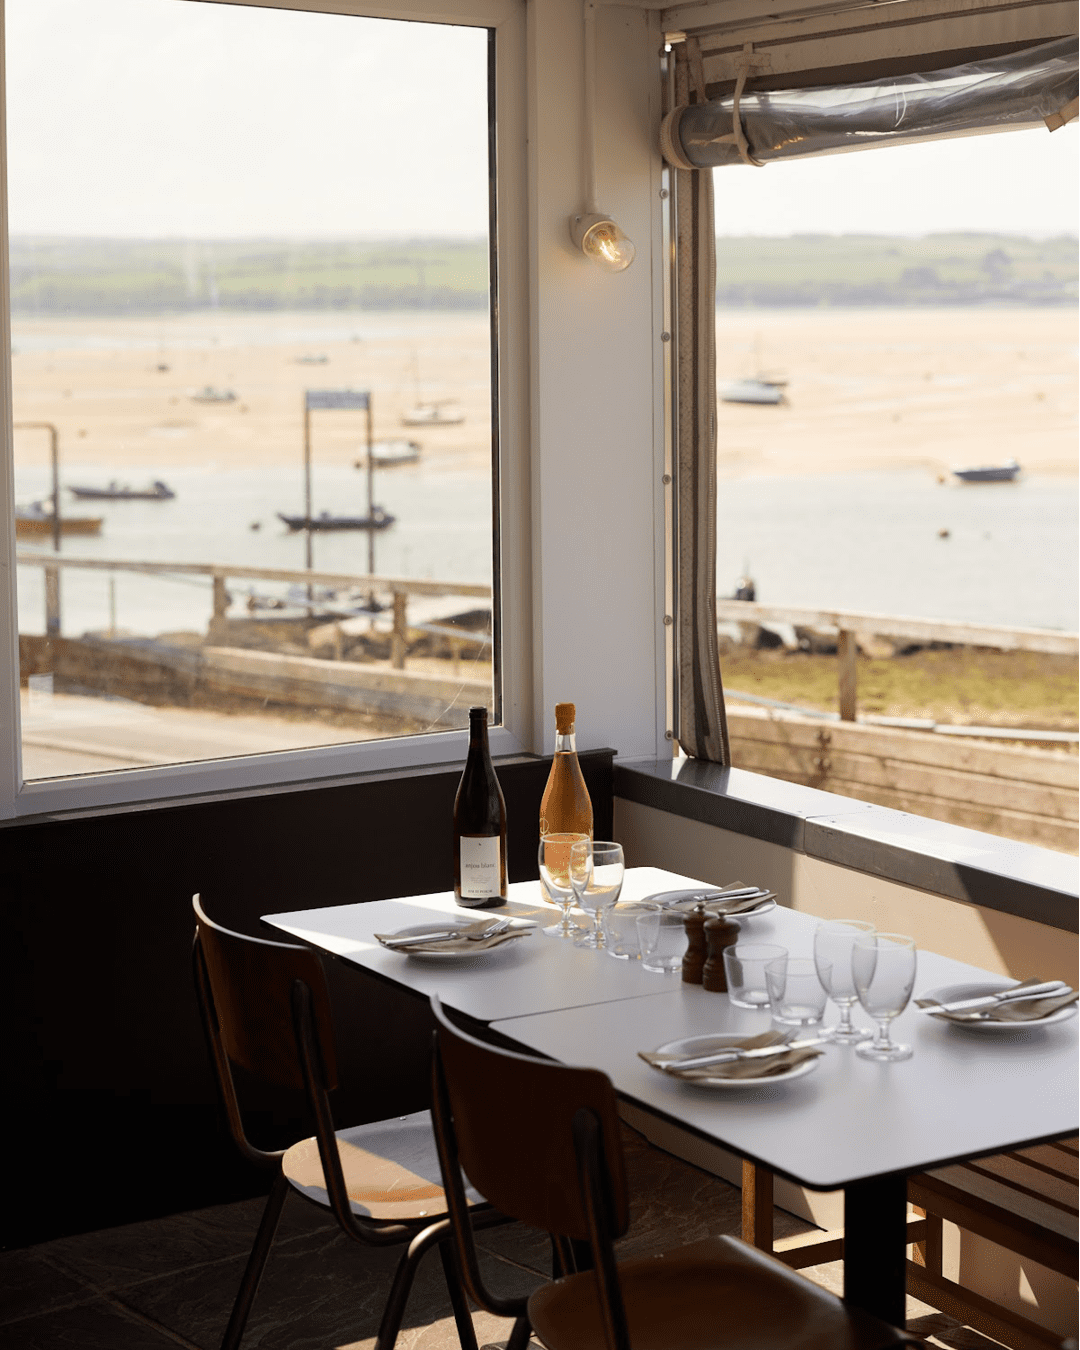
top-left (285, 1108), bottom-right (484, 1221)
top-left (527, 1235), bottom-right (915, 1350)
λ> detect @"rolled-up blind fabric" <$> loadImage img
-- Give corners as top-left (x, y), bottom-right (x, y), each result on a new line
top-left (673, 44), bottom-right (731, 765)
top-left (662, 36), bottom-right (1078, 169)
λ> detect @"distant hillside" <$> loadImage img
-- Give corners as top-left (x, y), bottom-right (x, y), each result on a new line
top-left (715, 233), bottom-right (1077, 308)
top-left (7, 232), bottom-right (1076, 314)
top-left (8, 237), bottom-right (489, 315)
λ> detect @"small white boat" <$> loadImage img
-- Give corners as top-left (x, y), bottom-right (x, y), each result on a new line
top-left (355, 440), bottom-right (422, 469)
top-left (192, 386), bottom-right (237, 403)
top-left (719, 377), bottom-right (786, 406)
top-left (402, 400), bottom-right (465, 426)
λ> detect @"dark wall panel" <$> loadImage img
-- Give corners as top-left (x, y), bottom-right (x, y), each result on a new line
top-left (0, 750), bottom-right (613, 1246)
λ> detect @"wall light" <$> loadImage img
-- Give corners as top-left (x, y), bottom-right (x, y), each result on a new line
top-left (570, 1), bottom-right (635, 272)
top-left (570, 212), bottom-right (636, 272)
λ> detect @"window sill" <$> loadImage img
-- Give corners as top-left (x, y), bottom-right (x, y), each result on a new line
top-left (615, 756), bottom-right (1078, 932)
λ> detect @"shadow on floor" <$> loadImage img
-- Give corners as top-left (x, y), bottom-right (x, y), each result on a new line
top-left (0, 1123), bottom-right (998, 1349)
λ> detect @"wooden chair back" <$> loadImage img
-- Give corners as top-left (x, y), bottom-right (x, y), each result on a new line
top-left (431, 996), bottom-right (629, 1241)
top-left (193, 894), bottom-right (339, 1092)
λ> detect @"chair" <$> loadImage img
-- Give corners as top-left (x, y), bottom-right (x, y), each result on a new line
top-left (192, 895), bottom-right (500, 1350)
top-left (429, 995), bottom-right (924, 1350)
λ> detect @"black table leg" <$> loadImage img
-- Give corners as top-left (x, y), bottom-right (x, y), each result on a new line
top-left (844, 1174), bottom-right (908, 1327)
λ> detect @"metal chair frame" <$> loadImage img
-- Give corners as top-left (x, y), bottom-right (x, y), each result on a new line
top-left (193, 896), bottom-right (499, 1350)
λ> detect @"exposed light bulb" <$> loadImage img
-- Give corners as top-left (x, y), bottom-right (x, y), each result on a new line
top-left (570, 212), bottom-right (636, 272)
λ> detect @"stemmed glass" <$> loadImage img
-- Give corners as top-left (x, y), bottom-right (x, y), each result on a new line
top-left (570, 840), bottom-right (624, 950)
top-left (851, 932), bottom-right (918, 1062)
top-left (538, 833), bottom-right (589, 938)
top-left (813, 919), bottom-right (875, 1044)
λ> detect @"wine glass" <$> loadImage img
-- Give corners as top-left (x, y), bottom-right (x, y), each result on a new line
top-left (538, 833), bottom-right (589, 938)
top-left (571, 840), bottom-right (624, 949)
top-left (851, 932), bottom-right (917, 1062)
top-left (813, 919), bottom-right (875, 1043)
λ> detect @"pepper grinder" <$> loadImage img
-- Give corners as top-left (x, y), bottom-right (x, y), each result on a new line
top-left (681, 902), bottom-right (709, 984)
top-left (702, 913), bottom-right (741, 992)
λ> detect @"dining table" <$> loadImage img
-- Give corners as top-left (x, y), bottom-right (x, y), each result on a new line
top-left (264, 865), bottom-right (1079, 1329)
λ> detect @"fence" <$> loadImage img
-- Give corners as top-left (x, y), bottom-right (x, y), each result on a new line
top-left (15, 553), bottom-right (491, 672)
top-left (716, 599), bottom-right (1079, 723)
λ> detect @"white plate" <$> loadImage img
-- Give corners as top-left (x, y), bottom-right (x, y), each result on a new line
top-left (649, 1034), bottom-right (822, 1089)
top-left (921, 982), bottom-right (1078, 1032)
top-left (381, 921), bottom-right (530, 961)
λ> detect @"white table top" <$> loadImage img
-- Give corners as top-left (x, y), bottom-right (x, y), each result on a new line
top-left (265, 867), bottom-right (1078, 1192)
top-left (264, 867), bottom-right (719, 1023)
top-left (490, 929), bottom-right (1078, 1192)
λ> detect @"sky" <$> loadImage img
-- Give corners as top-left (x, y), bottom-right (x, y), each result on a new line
top-left (5, 0), bottom-right (1078, 240)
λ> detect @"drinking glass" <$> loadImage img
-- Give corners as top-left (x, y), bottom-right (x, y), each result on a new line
top-left (813, 919), bottom-right (875, 1043)
top-left (538, 833), bottom-right (589, 938)
top-left (636, 910), bottom-right (687, 973)
top-left (604, 901), bottom-right (660, 959)
top-left (852, 932), bottom-right (917, 1062)
top-left (571, 840), bottom-right (624, 950)
top-left (724, 942), bottom-right (787, 1009)
top-left (765, 956), bottom-right (829, 1027)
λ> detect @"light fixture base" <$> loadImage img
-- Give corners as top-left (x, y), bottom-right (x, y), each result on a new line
top-left (569, 212), bottom-right (636, 272)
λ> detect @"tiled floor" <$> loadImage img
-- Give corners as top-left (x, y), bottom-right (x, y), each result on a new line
top-left (1, 1124), bottom-right (1002, 1349)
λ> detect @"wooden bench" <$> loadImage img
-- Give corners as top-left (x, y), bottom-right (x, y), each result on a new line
top-left (743, 1140), bottom-right (1078, 1350)
top-left (907, 1138), bottom-right (1078, 1350)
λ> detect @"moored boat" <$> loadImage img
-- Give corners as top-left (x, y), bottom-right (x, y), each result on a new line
top-left (16, 500), bottom-right (103, 536)
top-left (354, 440), bottom-right (422, 468)
top-left (719, 377), bottom-right (786, 406)
top-left (277, 505), bottom-right (396, 532)
top-left (402, 400), bottom-right (464, 426)
top-left (69, 479), bottom-right (176, 501)
top-left (952, 459), bottom-right (1021, 483)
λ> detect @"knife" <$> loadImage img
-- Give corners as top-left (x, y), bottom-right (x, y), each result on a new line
top-left (649, 1035), bottom-right (829, 1071)
top-left (925, 980), bottom-right (1070, 1014)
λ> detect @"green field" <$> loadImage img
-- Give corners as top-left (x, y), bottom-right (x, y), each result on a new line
top-left (8, 232), bottom-right (1076, 314)
top-left (9, 236), bottom-right (490, 314)
top-left (715, 232), bottom-right (1077, 307)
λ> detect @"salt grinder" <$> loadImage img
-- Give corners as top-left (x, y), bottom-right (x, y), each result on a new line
top-left (681, 902), bottom-right (708, 984)
top-left (702, 913), bottom-right (741, 992)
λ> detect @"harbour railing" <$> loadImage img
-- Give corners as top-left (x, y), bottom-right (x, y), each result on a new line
top-left (715, 599), bottom-right (1079, 724)
top-left (15, 553), bottom-right (491, 672)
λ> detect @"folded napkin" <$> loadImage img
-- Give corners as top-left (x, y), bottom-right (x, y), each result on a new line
top-left (375, 922), bottom-right (531, 954)
top-left (921, 990), bottom-right (1077, 1024)
top-left (639, 1029), bottom-right (824, 1082)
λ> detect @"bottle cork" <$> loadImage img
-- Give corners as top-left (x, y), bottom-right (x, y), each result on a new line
top-left (681, 902), bottom-right (708, 984)
top-left (702, 914), bottom-right (741, 993)
top-left (555, 702), bottom-right (576, 733)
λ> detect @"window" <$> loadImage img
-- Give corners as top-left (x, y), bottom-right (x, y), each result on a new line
top-left (707, 126), bottom-right (1079, 854)
top-left (2, 0), bottom-right (531, 814)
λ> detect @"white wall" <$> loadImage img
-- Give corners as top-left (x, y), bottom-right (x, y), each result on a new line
top-left (527, 0), bottom-right (667, 759)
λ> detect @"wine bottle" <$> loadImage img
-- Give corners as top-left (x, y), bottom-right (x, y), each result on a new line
top-left (453, 706), bottom-right (507, 909)
top-left (539, 702), bottom-right (593, 839)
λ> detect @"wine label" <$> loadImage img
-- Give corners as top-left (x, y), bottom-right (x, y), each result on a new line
top-left (459, 835), bottom-right (501, 899)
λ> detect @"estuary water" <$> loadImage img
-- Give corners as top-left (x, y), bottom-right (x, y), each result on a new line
top-left (14, 462), bottom-right (1077, 638)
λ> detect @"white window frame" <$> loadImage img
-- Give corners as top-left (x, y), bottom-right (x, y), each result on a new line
top-left (0, 0), bottom-right (533, 818)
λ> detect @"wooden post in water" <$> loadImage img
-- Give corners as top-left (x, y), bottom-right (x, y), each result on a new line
top-left (212, 573), bottom-right (230, 627)
top-left (44, 565), bottom-right (61, 637)
top-left (838, 629), bottom-right (857, 722)
top-left (391, 590), bottom-right (408, 670)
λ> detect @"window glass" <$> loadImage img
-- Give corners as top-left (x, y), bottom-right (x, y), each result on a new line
top-left (8, 0), bottom-right (495, 781)
top-left (712, 127), bottom-right (1079, 854)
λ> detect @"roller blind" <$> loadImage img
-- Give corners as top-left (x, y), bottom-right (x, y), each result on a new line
top-left (662, 0), bottom-right (1078, 95)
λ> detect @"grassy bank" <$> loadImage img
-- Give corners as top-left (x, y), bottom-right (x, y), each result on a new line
top-left (720, 647), bottom-right (1079, 736)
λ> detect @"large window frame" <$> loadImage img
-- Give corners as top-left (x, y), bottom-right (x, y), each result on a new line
top-left (0, 0), bottom-right (534, 819)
